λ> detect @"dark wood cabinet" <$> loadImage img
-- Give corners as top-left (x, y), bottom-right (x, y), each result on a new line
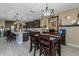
top-left (26, 20), bottom-right (40, 28)
top-left (5, 21), bottom-right (14, 28)
top-left (60, 35), bottom-right (66, 45)
top-left (23, 33), bottom-right (29, 42)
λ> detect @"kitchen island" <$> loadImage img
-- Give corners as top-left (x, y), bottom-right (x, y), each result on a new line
top-left (12, 31), bottom-right (30, 45)
top-left (0, 28), bottom-right (4, 38)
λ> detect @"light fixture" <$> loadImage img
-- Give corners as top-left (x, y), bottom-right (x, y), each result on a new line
top-left (13, 13), bottom-right (19, 20)
top-left (13, 13), bottom-right (20, 25)
top-left (41, 3), bottom-right (54, 17)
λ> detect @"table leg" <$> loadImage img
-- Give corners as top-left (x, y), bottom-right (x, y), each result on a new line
top-left (50, 41), bottom-right (55, 56)
top-left (58, 40), bottom-right (61, 56)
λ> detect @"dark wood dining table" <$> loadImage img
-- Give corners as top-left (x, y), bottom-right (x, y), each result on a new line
top-left (49, 35), bottom-right (61, 56)
top-left (32, 32), bottom-right (61, 56)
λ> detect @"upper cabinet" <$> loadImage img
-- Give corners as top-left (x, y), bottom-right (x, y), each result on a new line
top-left (26, 20), bottom-right (40, 28)
top-left (5, 21), bottom-right (14, 28)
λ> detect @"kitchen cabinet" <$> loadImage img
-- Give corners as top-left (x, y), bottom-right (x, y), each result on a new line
top-left (26, 20), bottom-right (40, 28)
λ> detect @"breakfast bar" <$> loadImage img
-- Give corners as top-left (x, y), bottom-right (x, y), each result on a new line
top-left (12, 31), bottom-right (29, 45)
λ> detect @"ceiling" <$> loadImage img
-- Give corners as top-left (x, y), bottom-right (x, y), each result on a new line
top-left (0, 3), bottom-right (79, 21)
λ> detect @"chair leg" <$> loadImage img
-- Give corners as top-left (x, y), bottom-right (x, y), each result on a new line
top-left (39, 48), bottom-right (42, 56)
top-left (29, 43), bottom-right (32, 52)
top-left (34, 46), bottom-right (36, 56)
top-left (34, 49), bottom-right (35, 56)
top-left (10, 39), bottom-right (12, 42)
top-left (53, 45), bottom-right (56, 56)
top-left (29, 39), bottom-right (32, 52)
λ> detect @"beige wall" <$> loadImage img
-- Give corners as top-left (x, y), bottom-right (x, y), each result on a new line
top-left (59, 7), bottom-right (79, 47)
top-left (60, 27), bottom-right (79, 47)
top-left (59, 8), bottom-right (79, 25)
top-left (0, 20), bottom-right (5, 28)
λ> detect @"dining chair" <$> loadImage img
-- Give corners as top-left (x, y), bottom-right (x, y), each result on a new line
top-left (39, 35), bottom-right (61, 56)
top-left (39, 35), bottom-right (51, 56)
top-left (29, 32), bottom-right (40, 56)
top-left (6, 30), bottom-right (16, 42)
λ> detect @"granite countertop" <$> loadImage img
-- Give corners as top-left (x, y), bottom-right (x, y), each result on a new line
top-left (12, 31), bottom-right (29, 34)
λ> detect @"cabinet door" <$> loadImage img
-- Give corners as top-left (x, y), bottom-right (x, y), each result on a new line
top-left (60, 36), bottom-right (66, 45)
top-left (26, 20), bottom-right (40, 28)
top-left (34, 20), bottom-right (40, 28)
top-left (5, 21), bottom-right (14, 28)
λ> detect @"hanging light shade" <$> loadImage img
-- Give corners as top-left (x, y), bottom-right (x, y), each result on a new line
top-left (41, 3), bottom-right (54, 17)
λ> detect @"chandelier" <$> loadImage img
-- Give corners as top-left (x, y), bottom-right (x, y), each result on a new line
top-left (13, 13), bottom-right (19, 20)
top-left (13, 13), bottom-right (23, 21)
top-left (41, 3), bottom-right (54, 17)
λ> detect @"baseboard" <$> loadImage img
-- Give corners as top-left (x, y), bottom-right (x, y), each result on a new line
top-left (67, 43), bottom-right (79, 48)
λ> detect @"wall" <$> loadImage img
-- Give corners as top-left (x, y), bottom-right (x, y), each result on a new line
top-left (59, 7), bottom-right (79, 47)
top-left (0, 20), bottom-right (5, 28)
top-left (59, 8), bottom-right (79, 25)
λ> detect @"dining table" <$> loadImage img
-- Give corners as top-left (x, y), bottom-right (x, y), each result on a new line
top-left (31, 32), bottom-right (61, 56)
